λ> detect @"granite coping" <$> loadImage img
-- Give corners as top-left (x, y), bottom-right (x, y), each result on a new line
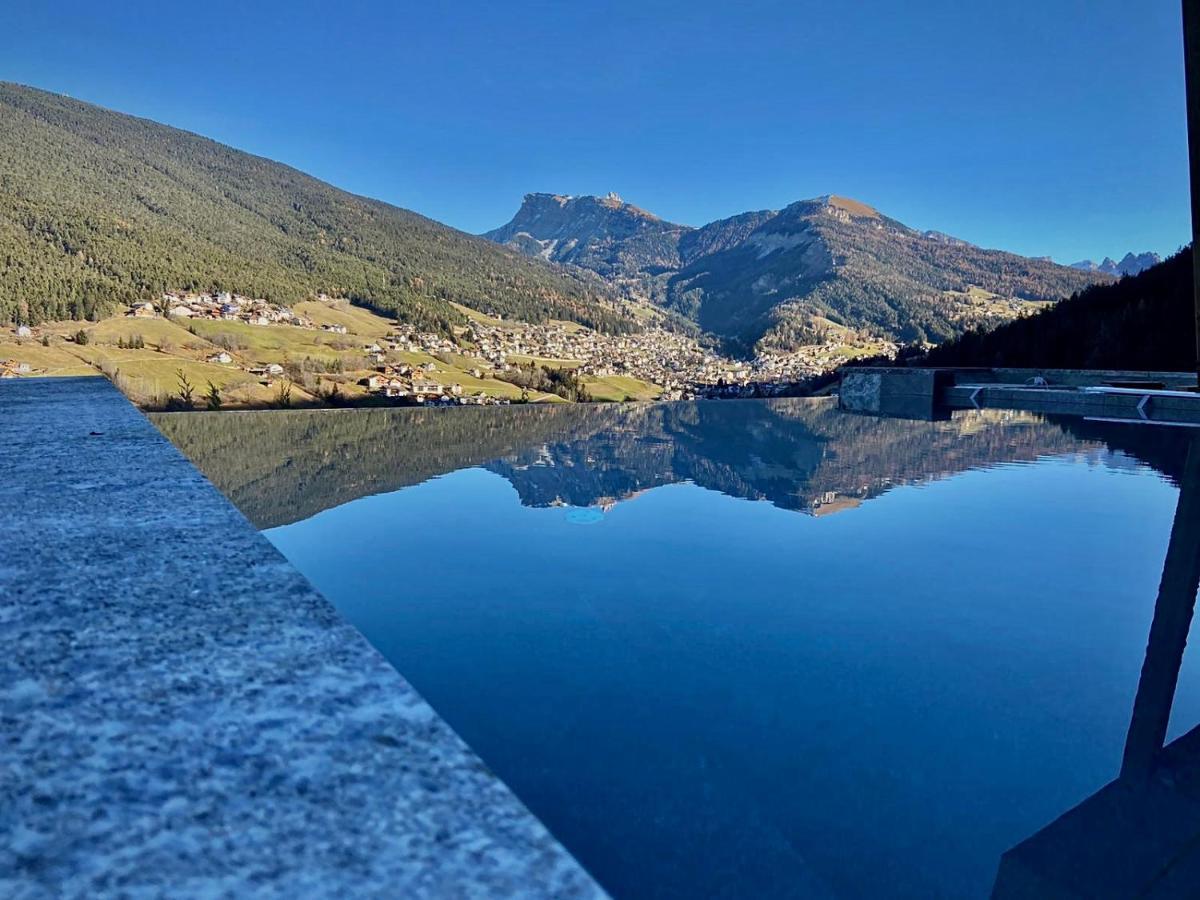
top-left (0, 377), bottom-right (605, 899)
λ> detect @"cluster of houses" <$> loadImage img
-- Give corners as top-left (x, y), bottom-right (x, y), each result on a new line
top-left (0, 287), bottom-right (891, 402)
top-left (387, 324), bottom-right (459, 356)
top-left (460, 318), bottom-right (872, 400)
top-left (128, 291), bottom-right (315, 328)
top-left (4, 326), bottom-right (43, 377)
top-left (357, 361), bottom-right (509, 406)
top-left (1, 358), bottom-right (33, 378)
top-left (198, 353), bottom-right (289, 380)
top-left (116, 290), bottom-right (884, 402)
top-left (342, 323), bottom-right (465, 366)
top-left (466, 319), bottom-right (727, 398)
top-left (752, 339), bottom-right (898, 383)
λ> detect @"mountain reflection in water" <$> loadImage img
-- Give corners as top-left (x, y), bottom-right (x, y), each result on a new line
top-left (152, 398), bottom-right (1187, 530)
top-left (153, 400), bottom-right (1200, 898)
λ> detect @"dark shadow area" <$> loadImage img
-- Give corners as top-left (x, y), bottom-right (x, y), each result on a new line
top-left (992, 435), bottom-right (1200, 898)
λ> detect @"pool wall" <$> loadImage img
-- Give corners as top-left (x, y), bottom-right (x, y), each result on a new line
top-left (840, 366), bottom-right (1200, 425)
top-left (0, 376), bottom-right (603, 898)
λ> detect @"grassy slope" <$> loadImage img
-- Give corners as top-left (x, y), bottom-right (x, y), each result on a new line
top-left (0, 303), bottom-right (578, 406)
top-left (585, 375), bottom-right (662, 401)
top-left (293, 300), bottom-right (394, 339)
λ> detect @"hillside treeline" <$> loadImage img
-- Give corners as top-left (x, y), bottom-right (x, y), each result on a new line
top-left (920, 247), bottom-right (1194, 371)
top-left (0, 83), bottom-right (634, 335)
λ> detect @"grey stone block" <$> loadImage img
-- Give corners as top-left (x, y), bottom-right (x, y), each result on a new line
top-left (0, 377), bottom-right (604, 899)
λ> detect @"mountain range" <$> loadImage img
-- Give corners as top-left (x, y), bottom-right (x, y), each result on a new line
top-left (1069, 251), bottom-right (1162, 277)
top-left (486, 192), bottom-right (1109, 352)
top-left (1, 81), bottom-right (1116, 357)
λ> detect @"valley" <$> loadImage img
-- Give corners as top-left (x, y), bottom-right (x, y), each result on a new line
top-left (0, 82), bottom-right (1134, 408)
top-left (2, 5), bottom-right (1193, 898)
top-left (0, 288), bottom-right (892, 408)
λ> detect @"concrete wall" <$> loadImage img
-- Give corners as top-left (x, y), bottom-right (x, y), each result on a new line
top-left (839, 366), bottom-right (1200, 424)
top-left (0, 377), bottom-right (604, 898)
top-left (839, 368), bottom-right (941, 419)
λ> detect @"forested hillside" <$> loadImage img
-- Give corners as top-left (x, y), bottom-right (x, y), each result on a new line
top-left (920, 247), bottom-right (1194, 371)
top-left (0, 83), bottom-right (632, 333)
top-left (662, 197), bottom-right (1108, 352)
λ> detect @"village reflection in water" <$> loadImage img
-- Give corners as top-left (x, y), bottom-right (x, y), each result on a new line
top-left (155, 400), bottom-right (1200, 898)
top-left (152, 397), bottom-right (1190, 530)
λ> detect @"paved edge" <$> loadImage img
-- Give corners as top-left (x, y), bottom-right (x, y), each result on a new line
top-left (0, 376), bottom-right (605, 899)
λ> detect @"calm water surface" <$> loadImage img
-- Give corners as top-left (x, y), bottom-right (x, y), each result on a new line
top-left (160, 400), bottom-right (1200, 898)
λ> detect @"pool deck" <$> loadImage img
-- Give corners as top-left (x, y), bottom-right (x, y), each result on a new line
top-left (0, 376), bottom-right (604, 898)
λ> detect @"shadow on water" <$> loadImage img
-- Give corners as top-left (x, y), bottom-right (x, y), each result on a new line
top-left (991, 433), bottom-right (1200, 899)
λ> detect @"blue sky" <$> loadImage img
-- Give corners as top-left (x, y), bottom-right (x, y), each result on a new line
top-left (1, 0), bottom-right (1190, 262)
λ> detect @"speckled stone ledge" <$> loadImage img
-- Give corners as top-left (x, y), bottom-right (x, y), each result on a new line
top-left (0, 377), bottom-right (604, 899)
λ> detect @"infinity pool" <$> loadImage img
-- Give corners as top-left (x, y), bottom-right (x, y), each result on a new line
top-left (159, 400), bottom-right (1200, 898)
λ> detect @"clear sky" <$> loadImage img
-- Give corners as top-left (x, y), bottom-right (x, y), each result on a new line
top-left (1, 0), bottom-right (1190, 262)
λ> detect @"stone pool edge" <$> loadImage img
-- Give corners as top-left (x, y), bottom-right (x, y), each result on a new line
top-left (0, 376), bottom-right (605, 898)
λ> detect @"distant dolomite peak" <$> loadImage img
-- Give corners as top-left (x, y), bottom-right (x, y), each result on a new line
top-left (1069, 251), bottom-right (1162, 277)
top-left (484, 189), bottom-right (1110, 351)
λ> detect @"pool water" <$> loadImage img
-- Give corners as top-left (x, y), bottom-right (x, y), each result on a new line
top-left (160, 400), bottom-right (1200, 898)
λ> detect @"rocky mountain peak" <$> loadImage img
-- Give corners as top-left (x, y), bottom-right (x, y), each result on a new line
top-left (483, 192), bottom-right (689, 286)
top-left (1069, 251), bottom-right (1162, 277)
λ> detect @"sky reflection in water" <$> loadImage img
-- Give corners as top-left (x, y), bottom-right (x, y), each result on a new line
top-left (161, 400), bottom-right (1199, 898)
